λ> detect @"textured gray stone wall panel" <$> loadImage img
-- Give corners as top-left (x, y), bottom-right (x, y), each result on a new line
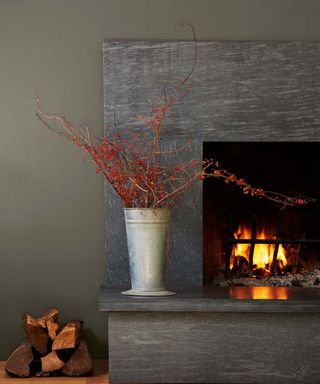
top-left (103, 40), bottom-right (320, 288)
top-left (104, 41), bottom-right (320, 141)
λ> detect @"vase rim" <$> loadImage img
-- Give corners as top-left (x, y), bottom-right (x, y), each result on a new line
top-left (123, 207), bottom-right (171, 210)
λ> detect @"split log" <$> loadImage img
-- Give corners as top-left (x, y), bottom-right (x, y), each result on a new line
top-left (52, 321), bottom-right (82, 350)
top-left (23, 307), bottom-right (58, 330)
top-left (5, 340), bottom-right (33, 377)
top-left (23, 315), bottom-right (50, 355)
top-left (61, 340), bottom-right (93, 376)
top-left (41, 350), bottom-right (65, 373)
top-left (23, 307), bottom-right (59, 354)
top-left (7, 309), bottom-right (91, 378)
top-left (42, 307), bottom-right (59, 340)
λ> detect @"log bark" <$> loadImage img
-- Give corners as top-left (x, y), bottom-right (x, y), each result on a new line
top-left (61, 340), bottom-right (93, 376)
top-left (41, 350), bottom-right (65, 373)
top-left (52, 321), bottom-right (82, 350)
top-left (5, 340), bottom-right (33, 377)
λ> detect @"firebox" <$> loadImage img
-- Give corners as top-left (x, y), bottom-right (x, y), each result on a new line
top-left (203, 142), bottom-right (320, 287)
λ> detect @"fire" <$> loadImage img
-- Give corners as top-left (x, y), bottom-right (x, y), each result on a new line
top-left (232, 224), bottom-right (287, 274)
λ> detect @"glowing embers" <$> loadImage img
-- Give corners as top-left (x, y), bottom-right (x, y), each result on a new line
top-left (231, 223), bottom-right (288, 277)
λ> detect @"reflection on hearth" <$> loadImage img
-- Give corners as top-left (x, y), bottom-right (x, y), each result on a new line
top-left (230, 286), bottom-right (288, 300)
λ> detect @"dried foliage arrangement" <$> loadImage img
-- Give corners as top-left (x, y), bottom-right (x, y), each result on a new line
top-left (36, 25), bottom-right (314, 210)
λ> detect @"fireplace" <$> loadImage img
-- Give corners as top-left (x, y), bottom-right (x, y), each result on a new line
top-left (204, 142), bottom-right (320, 287)
top-left (101, 40), bottom-right (320, 384)
top-left (103, 40), bottom-right (320, 291)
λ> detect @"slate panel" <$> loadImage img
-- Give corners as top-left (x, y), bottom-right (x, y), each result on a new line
top-left (103, 41), bottom-right (320, 288)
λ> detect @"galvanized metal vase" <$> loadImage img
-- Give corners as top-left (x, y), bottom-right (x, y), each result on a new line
top-left (122, 208), bottom-right (175, 296)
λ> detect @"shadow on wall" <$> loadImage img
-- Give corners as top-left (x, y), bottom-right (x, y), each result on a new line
top-left (84, 328), bottom-right (108, 358)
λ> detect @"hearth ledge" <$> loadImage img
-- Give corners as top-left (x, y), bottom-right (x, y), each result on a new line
top-left (99, 286), bottom-right (320, 313)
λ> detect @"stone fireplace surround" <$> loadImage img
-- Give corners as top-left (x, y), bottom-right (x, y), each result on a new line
top-left (100, 40), bottom-right (320, 383)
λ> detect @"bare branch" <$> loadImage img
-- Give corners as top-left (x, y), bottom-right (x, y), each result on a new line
top-left (155, 140), bottom-right (193, 155)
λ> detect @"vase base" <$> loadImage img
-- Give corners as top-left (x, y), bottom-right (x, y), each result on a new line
top-left (121, 289), bottom-right (176, 297)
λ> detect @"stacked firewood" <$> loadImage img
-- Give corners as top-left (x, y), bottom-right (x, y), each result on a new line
top-left (5, 308), bottom-right (93, 378)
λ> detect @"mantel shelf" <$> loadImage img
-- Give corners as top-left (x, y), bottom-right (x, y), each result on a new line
top-left (99, 286), bottom-right (320, 313)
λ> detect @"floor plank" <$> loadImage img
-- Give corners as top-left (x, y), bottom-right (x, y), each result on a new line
top-left (0, 359), bottom-right (108, 383)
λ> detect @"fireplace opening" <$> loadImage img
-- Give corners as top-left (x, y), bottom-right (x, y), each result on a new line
top-left (203, 142), bottom-right (320, 288)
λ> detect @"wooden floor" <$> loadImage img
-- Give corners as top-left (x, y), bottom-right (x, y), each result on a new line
top-left (0, 360), bottom-right (108, 383)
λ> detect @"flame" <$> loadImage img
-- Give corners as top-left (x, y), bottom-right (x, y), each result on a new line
top-left (232, 224), bottom-right (287, 274)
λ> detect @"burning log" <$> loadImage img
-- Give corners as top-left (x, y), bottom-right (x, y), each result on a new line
top-left (5, 308), bottom-right (92, 378)
top-left (253, 267), bottom-right (270, 278)
top-left (232, 256), bottom-right (249, 276)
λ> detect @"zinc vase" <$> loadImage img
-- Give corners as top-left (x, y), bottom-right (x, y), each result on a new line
top-left (122, 208), bottom-right (175, 296)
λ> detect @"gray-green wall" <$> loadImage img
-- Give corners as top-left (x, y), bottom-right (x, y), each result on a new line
top-left (1, 0), bottom-right (320, 359)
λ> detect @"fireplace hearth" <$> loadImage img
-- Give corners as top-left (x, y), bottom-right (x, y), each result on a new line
top-left (100, 286), bottom-right (320, 384)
